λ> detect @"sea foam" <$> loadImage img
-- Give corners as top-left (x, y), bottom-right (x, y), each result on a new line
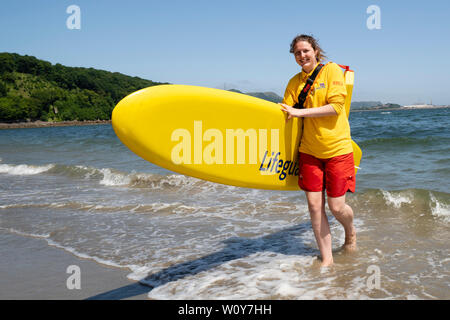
top-left (0, 163), bottom-right (54, 175)
top-left (381, 190), bottom-right (412, 208)
top-left (429, 193), bottom-right (450, 223)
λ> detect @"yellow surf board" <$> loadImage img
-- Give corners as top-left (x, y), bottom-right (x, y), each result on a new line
top-left (112, 71), bottom-right (361, 190)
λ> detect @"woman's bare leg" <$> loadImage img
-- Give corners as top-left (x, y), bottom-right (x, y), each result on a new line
top-left (305, 191), bottom-right (333, 266)
top-left (328, 194), bottom-right (357, 251)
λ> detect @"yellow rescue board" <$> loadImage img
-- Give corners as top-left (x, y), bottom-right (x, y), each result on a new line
top-left (112, 78), bottom-right (361, 191)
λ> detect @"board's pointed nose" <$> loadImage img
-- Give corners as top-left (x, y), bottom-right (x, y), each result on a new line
top-left (112, 93), bottom-right (135, 142)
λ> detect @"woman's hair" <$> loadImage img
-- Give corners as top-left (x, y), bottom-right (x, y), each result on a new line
top-left (289, 34), bottom-right (327, 62)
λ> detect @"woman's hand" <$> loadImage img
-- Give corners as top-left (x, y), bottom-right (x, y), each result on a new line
top-left (279, 103), bottom-right (338, 120)
top-left (279, 103), bottom-right (304, 120)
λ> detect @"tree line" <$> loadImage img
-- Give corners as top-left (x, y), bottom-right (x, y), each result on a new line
top-left (0, 52), bottom-right (165, 122)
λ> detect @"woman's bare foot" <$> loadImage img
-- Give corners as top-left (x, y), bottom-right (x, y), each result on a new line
top-left (342, 225), bottom-right (357, 252)
top-left (320, 257), bottom-right (334, 268)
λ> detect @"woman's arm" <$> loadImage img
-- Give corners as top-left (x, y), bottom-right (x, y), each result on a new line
top-left (279, 103), bottom-right (337, 120)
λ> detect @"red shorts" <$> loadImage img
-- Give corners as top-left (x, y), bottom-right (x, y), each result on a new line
top-left (298, 152), bottom-right (356, 197)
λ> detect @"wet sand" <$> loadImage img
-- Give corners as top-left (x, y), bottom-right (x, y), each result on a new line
top-left (0, 231), bottom-right (149, 300)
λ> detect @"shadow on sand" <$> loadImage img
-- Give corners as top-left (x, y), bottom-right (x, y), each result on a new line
top-left (86, 222), bottom-right (317, 300)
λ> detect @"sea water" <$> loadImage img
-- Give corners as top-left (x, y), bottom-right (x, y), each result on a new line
top-left (0, 108), bottom-right (449, 299)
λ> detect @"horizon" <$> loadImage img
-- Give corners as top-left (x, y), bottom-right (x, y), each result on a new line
top-left (1, 1), bottom-right (450, 105)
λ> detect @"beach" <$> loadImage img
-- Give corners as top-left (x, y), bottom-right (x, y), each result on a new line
top-left (0, 231), bottom-right (148, 300)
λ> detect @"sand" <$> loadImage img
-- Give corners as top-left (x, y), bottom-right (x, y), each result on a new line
top-left (0, 231), bottom-right (149, 300)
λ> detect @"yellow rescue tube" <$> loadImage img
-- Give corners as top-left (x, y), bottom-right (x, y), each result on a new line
top-left (112, 83), bottom-right (361, 190)
top-left (343, 66), bottom-right (354, 117)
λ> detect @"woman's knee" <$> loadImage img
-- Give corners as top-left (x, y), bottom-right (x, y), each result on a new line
top-left (327, 196), bottom-right (346, 216)
top-left (308, 202), bottom-right (323, 216)
top-left (306, 193), bottom-right (324, 215)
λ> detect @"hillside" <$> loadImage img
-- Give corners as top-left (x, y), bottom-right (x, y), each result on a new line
top-left (350, 101), bottom-right (382, 110)
top-left (0, 53), bottom-right (165, 122)
top-left (228, 89), bottom-right (283, 103)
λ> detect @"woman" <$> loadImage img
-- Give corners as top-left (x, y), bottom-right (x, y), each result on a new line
top-left (279, 34), bottom-right (356, 267)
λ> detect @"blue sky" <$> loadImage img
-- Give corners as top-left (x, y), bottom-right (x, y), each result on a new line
top-left (1, 0), bottom-right (450, 105)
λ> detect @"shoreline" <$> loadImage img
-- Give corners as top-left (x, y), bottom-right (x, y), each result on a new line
top-left (0, 230), bottom-right (149, 300)
top-left (351, 105), bottom-right (450, 113)
top-left (0, 120), bottom-right (111, 130)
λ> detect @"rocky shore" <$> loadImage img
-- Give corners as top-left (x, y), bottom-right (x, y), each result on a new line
top-left (0, 120), bottom-right (111, 129)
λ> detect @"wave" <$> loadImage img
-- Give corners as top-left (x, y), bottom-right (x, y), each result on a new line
top-left (350, 188), bottom-right (450, 223)
top-left (2, 188), bottom-right (448, 224)
top-left (0, 201), bottom-right (203, 215)
top-left (429, 193), bottom-right (450, 223)
top-left (9, 163), bottom-right (233, 197)
top-left (0, 163), bottom-right (55, 175)
top-left (1, 162), bottom-right (449, 222)
top-left (2, 227), bottom-right (51, 239)
top-left (97, 168), bottom-right (218, 192)
top-left (0, 161), bottom-right (214, 190)
top-left (381, 189), bottom-right (414, 208)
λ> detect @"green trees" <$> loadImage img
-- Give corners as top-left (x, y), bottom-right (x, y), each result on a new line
top-left (0, 52), bottom-right (165, 122)
top-left (0, 81), bottom-right (7, 97)
top-left (0, 96), bottom-right (34, 121)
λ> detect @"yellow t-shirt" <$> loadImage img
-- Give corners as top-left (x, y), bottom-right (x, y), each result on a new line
top-left (282, 62), bottom-right (353, 159)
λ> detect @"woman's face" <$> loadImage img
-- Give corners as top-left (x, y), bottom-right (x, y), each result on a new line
top-left (293, 41), bottom-right (318, 73)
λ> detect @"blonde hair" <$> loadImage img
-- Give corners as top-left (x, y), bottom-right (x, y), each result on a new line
top-left (289, 34), bottom-right (327, 62)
